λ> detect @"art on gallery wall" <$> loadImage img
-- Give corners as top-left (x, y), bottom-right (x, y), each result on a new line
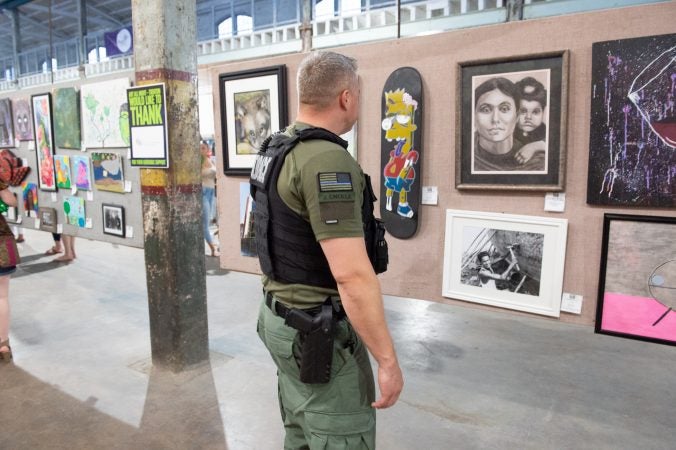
top-left (38, 207), bottom-right (58, 233)
top-left (239, 182), bottom-right (256, 257)
top-left (91, 151), bottom-right (125, 193)
top-left (0, 98), bottom-right (15, 147)
top-left (81, 78), bottom-right (131, 148)
top-left (31, 93), bottom-right (57, 191)
top-left (12, 98), bottom-right (34, 141)
top-left (595, 214), bottom-right (675, 346)
top-left (22, 182), bottom-right (38, 215)
top-left (54, 155), bottom-right (72, 189)
top-left (442, 209), bottom-right (568, 317)
top-left (63, 196), bottom-right (86, 227)
top-left (219, 65), bottom-right (287, 175)
top-left (71, 155), bottom-right (92, 190)
top-left (53, 87), bottom-right (82, 149)
top-left (456, 51), bottom-right (568, 191)
top-left (380, 67), bottom-right (423, 239)
top-left (102, 203), bottom-right (125, 237)
top-left (587, 33), bottom-right (675, 207)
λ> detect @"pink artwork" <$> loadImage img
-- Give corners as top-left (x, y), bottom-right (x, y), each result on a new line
top-left (71, 155), bottom-right (92, 190)
top-left (602, 293), bottom-right (676, 342)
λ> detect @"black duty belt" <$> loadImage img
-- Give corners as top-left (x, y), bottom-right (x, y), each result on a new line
top-left (265, 291), bottom-right (345, 320)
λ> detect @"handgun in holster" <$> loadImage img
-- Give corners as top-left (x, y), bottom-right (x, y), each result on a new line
top-left (284, 303), bottom-right (335, 384)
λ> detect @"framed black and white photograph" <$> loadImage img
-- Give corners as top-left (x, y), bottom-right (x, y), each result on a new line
top-left (102, 204), bottom-right (125, 237)
top-left (456, 51), bottom-right (568, 191)
top-left (442, 210), bottom-right (568, 317)
top-left (219, 65), bottom-right (287, 175)
top-left (38, 207), bottom-right (58, 233)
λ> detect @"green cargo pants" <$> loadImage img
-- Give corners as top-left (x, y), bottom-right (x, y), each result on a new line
top-left (257, 298), bottom-right (376, 449)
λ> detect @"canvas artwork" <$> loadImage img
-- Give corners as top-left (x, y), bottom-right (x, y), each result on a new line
top-left (22, 182), bottom-right (38, 215)
top-left (53, 87), bottom-right (81, 149)
top-left (587, 33), bottom-right (676, 207)
top-left (81, 78), bottom-right (131, 148)
top-left (239, 182), bottom-right (257, 257)
top-left (91, 151), bottom-right (124, 193)
top-left (71, 155), bottom-right (92, 190)
top-left (54, 155), bottom-right (72, 189)
top-left (596, 214), bottom-right (676, 346)
top-left (12, 98), bottom-right (34, 141)
top-left (32, 93), bottom-right (57, 191)
top-left (0, 98), bottom-right (15, 147)
top-left (63, 196), bottom-right (86, 227)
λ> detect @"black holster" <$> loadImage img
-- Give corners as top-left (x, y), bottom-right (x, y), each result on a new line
top-left (285, 303), bottom-right (335, 384)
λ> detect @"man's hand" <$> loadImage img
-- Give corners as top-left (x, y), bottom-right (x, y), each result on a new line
top-left (372, 362), bottom-right (403, 409)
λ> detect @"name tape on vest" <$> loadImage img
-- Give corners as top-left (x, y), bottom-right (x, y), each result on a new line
top-left (251, 154), bottom-right (273, 185)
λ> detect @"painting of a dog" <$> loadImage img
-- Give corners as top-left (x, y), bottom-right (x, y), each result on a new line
top-left (234, 90), bottom-right (271, 155)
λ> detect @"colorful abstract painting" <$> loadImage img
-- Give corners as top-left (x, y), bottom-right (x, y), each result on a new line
top-left (22, 182), bottom-right (38, 215)
top-left (53, 87), bottom-right (81, 149)
top-left (31, 93), bottom-right (57, 191)
top-left (81, 78), bottom-right (131, 148)
top-left (91, 151), bottom-right (124, 193)
top-left (12, 98), bottom-right (34, 141)
top-left (587, 33), bottom-right (676, 207)
top-left (0, 98), bottom-right (15, 147)
top-left (54, 155), bottom-right (72, 189)
top-left (71, 155), bottom-right (92, 190)
top-left (63, 196), bottom-right (86, 227)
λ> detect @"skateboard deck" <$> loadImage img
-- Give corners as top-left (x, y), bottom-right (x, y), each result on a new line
top-left (379, 67), bottom-right (423, 239)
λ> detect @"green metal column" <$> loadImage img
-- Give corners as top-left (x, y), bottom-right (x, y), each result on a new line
top-left (131, 0), bottom-right (208, 372)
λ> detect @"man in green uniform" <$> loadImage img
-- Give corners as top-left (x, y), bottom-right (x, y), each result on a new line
top-left (252, 51), bottom-right (403, 448)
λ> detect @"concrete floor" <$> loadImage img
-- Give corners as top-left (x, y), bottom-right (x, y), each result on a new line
top-left (1, 228), bottom-right (675, 450)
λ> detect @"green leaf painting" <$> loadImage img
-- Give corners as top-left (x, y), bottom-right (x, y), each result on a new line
top-left (81, 78), bottom-right (131, 148)
top-left (54, 87), bottom-right (81, 149)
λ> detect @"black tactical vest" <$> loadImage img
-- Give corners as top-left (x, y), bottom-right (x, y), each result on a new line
top-left (250, 126), bottom-right (386, 290)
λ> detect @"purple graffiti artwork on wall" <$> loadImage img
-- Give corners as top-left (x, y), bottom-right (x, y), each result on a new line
top-left (587, 33), bottom-right (675, 207)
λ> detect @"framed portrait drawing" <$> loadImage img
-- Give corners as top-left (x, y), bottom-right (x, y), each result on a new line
top-left (456, 51), bottom-right (568, 191)
top-left (595, 214), bottom-right (675, 346)
top-left (219, 65), bottom-right (287, 175)
top-left (587, 33), bottom-right (675, 207)
top-left (31, 93), bottom-right (57, 191)
top-left (38, 207), bottom-right (58, 233)
top-left (102, 204), bottom-right (125, 237)
top-left (442, 209), bottom-right (568, 317)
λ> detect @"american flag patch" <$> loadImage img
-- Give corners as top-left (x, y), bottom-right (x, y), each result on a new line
top-left (318, 172), bottom-right (353, 192)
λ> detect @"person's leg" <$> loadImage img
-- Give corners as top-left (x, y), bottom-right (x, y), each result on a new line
top-left (54, 235), bottom-right (75, 262)
top-left (46, 232), bottom-right (63, 255)
top-left (0, 275), bottom-right (11, 359)
top-left (203, 188), bottom-right (219, 256)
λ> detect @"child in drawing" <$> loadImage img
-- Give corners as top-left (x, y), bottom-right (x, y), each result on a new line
top-left (513, 77), bottom-right (547, 166)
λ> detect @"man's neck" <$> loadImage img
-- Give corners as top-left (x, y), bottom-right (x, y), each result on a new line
top-left (296, 109), bottom-right (346, 136)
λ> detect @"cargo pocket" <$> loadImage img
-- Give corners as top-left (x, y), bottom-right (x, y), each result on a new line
top-left (305, 409), bottom-right (375, 450)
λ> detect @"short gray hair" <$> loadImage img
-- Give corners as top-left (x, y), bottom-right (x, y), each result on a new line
top-left (297, 51), bottom-right (358, 108)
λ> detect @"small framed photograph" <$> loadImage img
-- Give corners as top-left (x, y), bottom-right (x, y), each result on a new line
top-left (102, 204), bottom-right (125, 237)
top-left (0, 98), bottom-right (15, 147)
top-left (219, 65), bottom-right (287, 175)
top-left (595, 214), bottom-right (676, 346)
top-left (38, 207), bottom-right (58, 233)
top-left (442, 209), bottom-right (568, 317)
top-left (31, 93), bottom-right (57, 191)
top-left (456, 51), bottom-right (568, 191)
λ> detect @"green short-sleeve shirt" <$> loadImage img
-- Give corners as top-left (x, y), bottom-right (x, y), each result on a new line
top-left (262, 122), bottom-right (365, 307)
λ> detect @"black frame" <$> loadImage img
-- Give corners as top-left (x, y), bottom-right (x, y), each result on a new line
top-left (595, 213), bottom-right (676, 346)
top-left (102, 203), bottom-right (125, 237)
top-left (219, 65), bottom-right (287, 176)
top-left (456, 51), bottom-right (568, 191)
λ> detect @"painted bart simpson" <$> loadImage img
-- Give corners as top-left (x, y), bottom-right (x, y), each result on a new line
top-left (382, 88), bottom-right (419, 218)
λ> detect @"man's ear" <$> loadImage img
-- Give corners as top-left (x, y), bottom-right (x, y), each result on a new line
top-left (338, 89), bottom-right (350, 111)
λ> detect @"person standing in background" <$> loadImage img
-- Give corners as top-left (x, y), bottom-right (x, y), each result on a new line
top-left (201, 140), bottom-right (219, 257)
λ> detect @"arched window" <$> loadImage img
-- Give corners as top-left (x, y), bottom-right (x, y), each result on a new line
top-left (218, 15), bottom-right (253, 37)
top-left (88, 46), bottom-right (109, 64)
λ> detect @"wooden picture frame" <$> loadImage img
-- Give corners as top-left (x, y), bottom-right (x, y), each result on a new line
top-left (31, 93), bottom-right (57, 191)
top-left (455, 51), bottom-right (568, 191)
top-left (219, 65), bottom-right (287, 176)
top-left (442, 209), bottom-right (568, 317)
top-left (38, 207), bottom-right (58, 233)
top-left (595, 214), bottom-right (676, 346)
top-left (102, 203), bottom-right (125, 237)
